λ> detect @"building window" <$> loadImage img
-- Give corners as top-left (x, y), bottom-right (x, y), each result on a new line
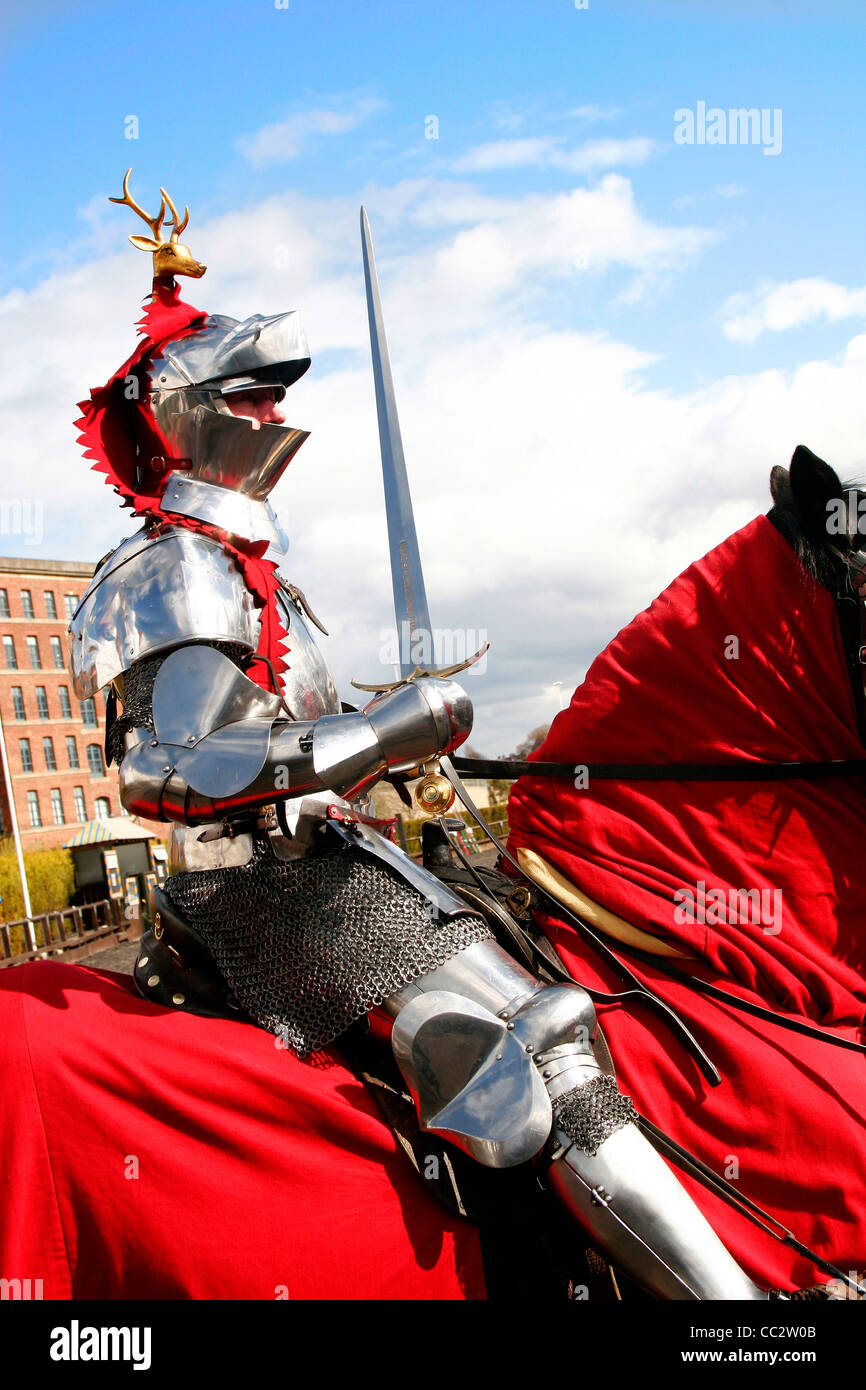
top-left (26, 636), bottom-right (41, 669)
top-left (44, 591), bottom-right (57, 620)
top-left (81, 697), bottom-right (98, 728)
top-left (0, 589), bottom-right (9, 618)
top-left (64, 594), bottom-right (79, 620)
top-left (87, 744), bottom-right (106, 777)
top-left (94, 797), bottom-right (111, 821)
top-left (3, 636), bottom-right (17, 669)
top-left (73, 786), bottom-right (87, 821)
top-left (11, 687), bottom-right (26, 720)
top-left (42, 737), bottom-right (57, 771)
top-left (21, 589), bottom-right (34, 619)
top-left (50, 635), bottom-right (65, 670)
top-left (35, 686), bottom-right (49, 719)
top-left (27, 791), bottom-right (41, 828)
top-left (19, 739), bottom-right (33, 773)
top-left (58, 686), bottom-right (72, 719)
top-left (50, 789), bottom-right (64, 826)
top-left (66, 735), bottom-right (79, 769)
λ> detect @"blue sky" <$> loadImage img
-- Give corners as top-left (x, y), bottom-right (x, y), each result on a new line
top-left (4, 0), bottom-right (865, 384)
top-left (2, 0), bottom-right (865, 751)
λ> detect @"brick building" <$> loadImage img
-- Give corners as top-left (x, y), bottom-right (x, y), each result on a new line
top-left (0, 557), bottom-right (127, 851)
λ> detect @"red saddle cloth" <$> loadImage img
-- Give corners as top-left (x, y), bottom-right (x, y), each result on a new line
top-left (0, 961), bottom-right (484, 1300)
top-left (508, 513), bottom-right (866, 1293)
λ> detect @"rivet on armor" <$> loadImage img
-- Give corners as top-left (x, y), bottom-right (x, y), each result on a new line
top-left (150, 739), bottom-right (158, 748)
top-left (543, 1070), bottom-right (551, 1079)
top-left (138, 955), bottom-right (149, 969)
top-left (162, 765), bottom-right (171, 775)
top-left (187, 734), bottom-right (196, 743)
top-left (525, 1043), bottom-right (534, 1053)
top-left (506, 1022), bottom-right (515, 1031)
top-left (147, 974), bottom-right (160, 988)
top-left (172, 993), bottom-right (186, 1006)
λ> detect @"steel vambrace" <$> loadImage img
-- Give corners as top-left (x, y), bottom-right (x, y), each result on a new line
top-left (119, 648), bottom-right (472, 823)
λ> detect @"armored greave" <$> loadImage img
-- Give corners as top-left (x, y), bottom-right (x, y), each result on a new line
top-left (376, 939), bottom-right (766, 1301)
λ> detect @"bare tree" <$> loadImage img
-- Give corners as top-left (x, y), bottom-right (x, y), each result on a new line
top-left (511, 724), bottom-right (550, 761)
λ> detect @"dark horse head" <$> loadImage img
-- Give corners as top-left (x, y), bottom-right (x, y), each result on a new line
top-left (769, 444), bottom-right (866, 594)
top-left (769, 445), bottom-right (866, 732)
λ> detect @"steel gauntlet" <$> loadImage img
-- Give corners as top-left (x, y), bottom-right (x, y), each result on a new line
top-left (309, 677), bottom-right (471, 801)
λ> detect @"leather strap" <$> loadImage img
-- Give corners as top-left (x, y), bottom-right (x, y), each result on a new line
top-left (133, 887), bottom-right (251, 1021)
top-left (451, 754), bottom-right (866, 782)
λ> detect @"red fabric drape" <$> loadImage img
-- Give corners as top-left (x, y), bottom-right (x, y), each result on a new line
top-left (0, 962), bottom-right (483, 1299)
top-left (508, 513), bottom-right (866, 1290)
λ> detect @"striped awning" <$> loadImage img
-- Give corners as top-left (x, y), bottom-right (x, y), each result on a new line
top-left (63, 817), bottom-right (156, 848)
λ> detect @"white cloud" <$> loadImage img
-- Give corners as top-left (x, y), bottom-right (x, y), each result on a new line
top-left (452, 135), bottom-right (657, 176)
top-left (568, 104), bottom-right (623, 123)
top-left (673, 182), bottom-right (746, 210)
top-left (3, 178), bottom-right (864, 754)
top-left (453, 137), bottom-right (563, 172)
top-left (238, 96), bottom-right (384, 167)
top-left (722, 277), bottom-right (866, 343)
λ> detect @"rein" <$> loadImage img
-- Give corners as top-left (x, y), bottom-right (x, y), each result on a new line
top-left (451, 755), bottom-right (866, 782)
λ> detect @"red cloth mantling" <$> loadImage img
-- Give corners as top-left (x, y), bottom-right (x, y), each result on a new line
top-left (75, 277), bottom-right (206, 508)
top-left (75, 280), bottom-right (289, 690)
top-left (507, 512), bottom-right (866, 1287)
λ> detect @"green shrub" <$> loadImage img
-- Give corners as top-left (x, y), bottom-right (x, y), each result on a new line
top-left (0, 848), bottom-right (76, 923)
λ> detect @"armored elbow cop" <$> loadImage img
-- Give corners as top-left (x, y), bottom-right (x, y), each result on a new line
top-left (119, 645), bottom-right (473, 821)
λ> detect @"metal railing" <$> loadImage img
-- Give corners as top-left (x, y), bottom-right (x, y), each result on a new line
top-left (0, 898), bottom-right (125, 968)
top-left (400, 811), bottom-right (509, 860)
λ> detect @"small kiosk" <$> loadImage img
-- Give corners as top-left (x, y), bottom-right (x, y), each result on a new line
top-left (63, 818), bottom-right (168, 917)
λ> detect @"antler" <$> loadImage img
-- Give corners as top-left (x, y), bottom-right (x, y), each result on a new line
top-left (109, 168), bottom-right (166, 243)
top-left (161, 185), bottom-right (189, 242)
top-left (108, 168), bottom-right (206, 280)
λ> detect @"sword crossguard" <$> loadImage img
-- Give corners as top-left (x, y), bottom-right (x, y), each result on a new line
top-left (350, 642), bottom-right (490, 694)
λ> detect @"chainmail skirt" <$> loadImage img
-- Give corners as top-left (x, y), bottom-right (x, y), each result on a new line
top-left (163, 840), bottom-right (491, 1056)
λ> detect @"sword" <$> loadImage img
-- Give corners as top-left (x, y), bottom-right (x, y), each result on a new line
top-left (358, 207), bottom-right (486, 810)
top-left (360, 206), bottom-right (433, 679)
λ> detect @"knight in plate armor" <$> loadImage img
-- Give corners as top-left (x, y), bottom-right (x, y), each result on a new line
top-left (67, 170), bottom-right (771, 1300)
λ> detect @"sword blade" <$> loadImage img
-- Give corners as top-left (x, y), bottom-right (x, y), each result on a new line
top-left (361, 206), bottom-right (433, 677)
